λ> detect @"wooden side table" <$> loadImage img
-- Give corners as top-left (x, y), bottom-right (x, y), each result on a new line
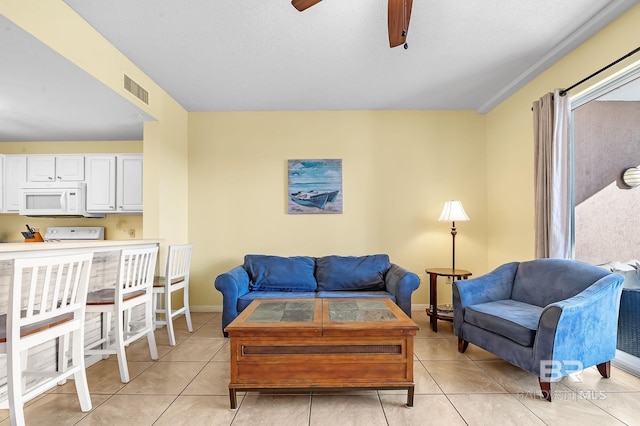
top-left (425, 268), bottom-right (472, 332)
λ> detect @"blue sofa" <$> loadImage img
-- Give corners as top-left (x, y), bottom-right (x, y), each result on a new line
top-left (214, 254), bottom-right (420, 335)
top-left (453, 258), bottom-right (624, 401)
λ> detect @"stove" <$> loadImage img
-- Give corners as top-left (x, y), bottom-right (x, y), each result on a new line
top-left (44, 226), bottom-right (104, 241)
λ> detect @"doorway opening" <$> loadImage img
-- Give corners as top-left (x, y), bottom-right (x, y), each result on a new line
top-left (571, 59), bottom-right (640, 376)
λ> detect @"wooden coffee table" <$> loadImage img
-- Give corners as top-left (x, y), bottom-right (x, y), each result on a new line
top-left (224, 298), bottom-right (419, 408)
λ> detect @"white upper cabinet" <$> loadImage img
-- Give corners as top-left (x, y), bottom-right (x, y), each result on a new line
top-left (3, 155), bottom-right (27, 212)
top-left (116, 154), bottom-right (143, 212)
top-left (27, 155), bottom-right (85, 182)
top-left (85, 155), bottom-right (117, 212)
top-left (56, 155), bottom-right (85, 180)
top-left (27, 156), bottom-right (55, 181)
top-left (85, 154), bottom-right (143, 213)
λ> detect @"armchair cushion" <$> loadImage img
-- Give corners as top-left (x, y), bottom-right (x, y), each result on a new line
top-left (465, 300), bottom-right (543, 346)
top-left (316, 255), bottom-right (390, 291)
top-left (245, 255), bottom-right (316, 292)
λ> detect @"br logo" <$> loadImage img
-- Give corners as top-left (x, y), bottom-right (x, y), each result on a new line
top-left (540, 360), bottom-right (584, 382)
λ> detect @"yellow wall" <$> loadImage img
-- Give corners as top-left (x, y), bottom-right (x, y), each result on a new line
top-left (0, 214), bottom-right (142, 244)
top-left (485, 3), bottom-right (640, 268)
top-left (189, 111), bottom-right (488, 308)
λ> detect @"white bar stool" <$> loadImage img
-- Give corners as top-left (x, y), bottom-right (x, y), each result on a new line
top-left (153, 244), bottom-right (193, 346)
top-left (85, 246), bottom-right (159, 383)
top-left (0, 252), bottom-right (94, 426)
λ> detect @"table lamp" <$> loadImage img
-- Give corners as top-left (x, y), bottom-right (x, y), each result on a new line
top-left (438, 200), bottom-right (470, 271)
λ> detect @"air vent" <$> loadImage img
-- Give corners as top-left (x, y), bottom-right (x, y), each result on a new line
top-left (123, 74), bottom-right (149, 105)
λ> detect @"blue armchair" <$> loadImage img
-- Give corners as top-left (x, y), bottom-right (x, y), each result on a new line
top-left (453, 259), bottom-right (624, 401)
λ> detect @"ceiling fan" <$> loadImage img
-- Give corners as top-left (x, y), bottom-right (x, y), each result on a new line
top-left (291, 0), bottom-right (413, 49)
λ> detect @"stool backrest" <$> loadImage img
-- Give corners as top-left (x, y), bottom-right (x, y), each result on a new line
top-left (8, 252), bottom-right (93, 342)
top-left (165, 244), bottom-right (192, 284)
top-left (117, 247), bottom-right (158, 300)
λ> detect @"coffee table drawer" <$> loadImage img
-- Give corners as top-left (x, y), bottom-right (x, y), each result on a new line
top-left (231, 336), bottom-right (412, 383)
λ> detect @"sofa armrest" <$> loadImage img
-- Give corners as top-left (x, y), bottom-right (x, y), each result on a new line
top-left (214, 265), bottom-right (250, 332)
top-left (384, 264), bottom-right (420, 317)
top-left (533, 273), bottom-right (624, 379)
top-left (453, 262), bottom-right (518, 335)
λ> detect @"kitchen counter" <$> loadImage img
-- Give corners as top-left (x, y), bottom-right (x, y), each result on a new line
top-left (0, 239), bottom-right (161, 309)
top-left (0, 239), bottom-right (162, 382)
top-left (0, 239), bottom-right (161, 258)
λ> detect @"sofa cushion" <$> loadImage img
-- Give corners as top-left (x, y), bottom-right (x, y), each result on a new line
top-left (244, 255), bottom-right (317, 292)
top-left (316, 255), bottom-right (390, 291)
top-left (465, 299), bottom-right (543, 346)
top-left (238, 291), bottom-right (317, 312)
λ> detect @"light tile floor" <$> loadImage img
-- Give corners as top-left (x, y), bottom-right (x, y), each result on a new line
top-left (3, 310), bottom-right (640, 425)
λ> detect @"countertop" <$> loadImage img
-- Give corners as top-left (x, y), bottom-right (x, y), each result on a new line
top-left (0, 239), bottom-right (161, 257)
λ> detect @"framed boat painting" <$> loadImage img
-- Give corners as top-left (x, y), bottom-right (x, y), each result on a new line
top-left (288, 159), bottom-right (342, 214)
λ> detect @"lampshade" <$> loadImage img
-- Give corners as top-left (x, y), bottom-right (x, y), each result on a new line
top-left (438, 201), bottom-right (470, 222)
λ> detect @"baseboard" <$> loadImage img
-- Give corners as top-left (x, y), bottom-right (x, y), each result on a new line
top-left (613, 350), bottom-right (640, 377)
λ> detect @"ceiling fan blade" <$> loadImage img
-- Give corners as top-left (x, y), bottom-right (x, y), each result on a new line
top-left (292, 0), bottom-right (324, 12)
top-left (388, 0), bottom-right (413, 48)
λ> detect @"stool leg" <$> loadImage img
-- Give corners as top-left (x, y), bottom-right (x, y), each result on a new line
top-left (57, 334), bottom-right (70, 385)
top-left (115, 310), bottom-right (130, 383)
top-left (146, 298), bottom-right (159, 360)
top-left (72, 327), bottom-right (92, 412)
top-left (166, 291), bottom-right (176, 346)
top-left (184, 285), bottom-right (193, 333)
top-left (8, 343), bottom-right (26, 426)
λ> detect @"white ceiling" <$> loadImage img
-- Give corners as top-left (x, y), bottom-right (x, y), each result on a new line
top-left (1, 0), bottom-right (639, 142)
top-left (0, 14), bottom-right (154, 142)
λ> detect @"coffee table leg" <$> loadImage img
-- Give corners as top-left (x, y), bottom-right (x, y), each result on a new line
top-left (406, 386), bottom-right (414, 407)
top-left (229, 388), bottom-right (237, 409)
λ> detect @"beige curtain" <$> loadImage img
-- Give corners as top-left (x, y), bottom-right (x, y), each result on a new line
top-left (533, 90), bottom-right (571, 259)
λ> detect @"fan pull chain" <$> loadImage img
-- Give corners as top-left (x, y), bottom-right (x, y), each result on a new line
top-left (402, 0), bottom-right (408, 49)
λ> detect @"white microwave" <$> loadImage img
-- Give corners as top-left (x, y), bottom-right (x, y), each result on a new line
top-left (19, 182), bottom-right (104, 218)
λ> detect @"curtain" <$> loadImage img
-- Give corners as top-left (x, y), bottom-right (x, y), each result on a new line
top-left (533, 90), bottom-right (572, 259)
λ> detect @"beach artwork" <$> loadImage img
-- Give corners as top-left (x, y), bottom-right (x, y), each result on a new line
top-left (288, 159), bottom-right (343, 214)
